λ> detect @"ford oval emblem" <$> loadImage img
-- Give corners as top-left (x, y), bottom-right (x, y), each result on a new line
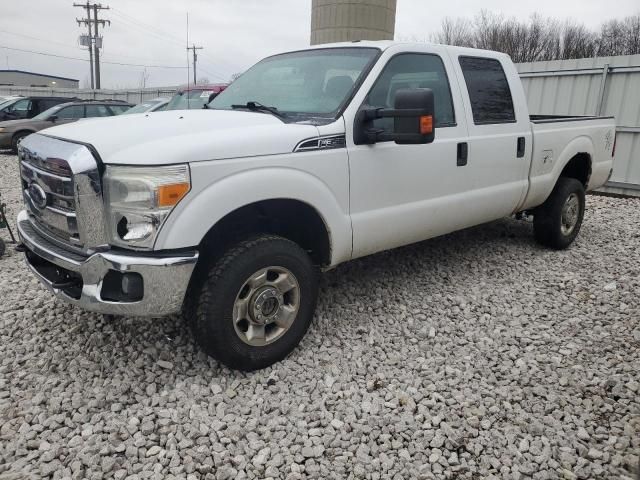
top-left (28, 183), bottom-right (48, 210)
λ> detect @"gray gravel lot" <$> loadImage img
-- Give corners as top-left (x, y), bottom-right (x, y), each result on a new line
top-left (0, 150), bottom-right (639, 480)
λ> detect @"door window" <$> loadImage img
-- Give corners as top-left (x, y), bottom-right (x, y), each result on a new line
top-left (7, 99), bottom-right (32, 118)
top-left (458, 56), bottom-right (515, 124)
top-left (108, 104), bottom-right (131, 115)
top-left (57, 105), bottom-right (84, 119)
top-left (41, 99), bottom-right (64, 110)
top-left (364, 53), bottom-right (456, 135)
top-left (85, 105), bottom-right (111, 117)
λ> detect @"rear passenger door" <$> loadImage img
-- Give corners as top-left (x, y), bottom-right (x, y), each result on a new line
top-left (449, 54), bottom-right (531, 215)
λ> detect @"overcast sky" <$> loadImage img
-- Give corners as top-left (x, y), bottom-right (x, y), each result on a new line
top-left (0, 0), bottom-right (638, 89)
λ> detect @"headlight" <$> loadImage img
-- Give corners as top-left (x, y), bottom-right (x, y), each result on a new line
top-left (103, 164), bottom-right (190, 249)
top-left (0, 127), bottom-right (5, 132)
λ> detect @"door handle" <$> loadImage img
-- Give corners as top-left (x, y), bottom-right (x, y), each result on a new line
top-left (457, 142), bottom-right (468, 167)
top-left (517, 137), bottom-right (526, 158)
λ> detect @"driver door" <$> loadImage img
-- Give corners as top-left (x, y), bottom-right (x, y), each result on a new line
top-left (345, 45), bottom-right (473, 258)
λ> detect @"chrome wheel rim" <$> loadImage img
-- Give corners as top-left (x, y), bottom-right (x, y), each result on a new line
top-left (232, 266), bottom-right (300, 346)
top-left (560, 193), bottom-right (580, 236)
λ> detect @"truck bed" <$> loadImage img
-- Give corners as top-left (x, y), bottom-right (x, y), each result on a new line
top-left (521, 115), bottom-right (616, 211)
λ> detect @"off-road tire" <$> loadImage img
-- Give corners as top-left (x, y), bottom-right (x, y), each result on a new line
top-left (534, 177), bottom-right (585, 250)
top-left (191, 234), bottom-right (318, 371)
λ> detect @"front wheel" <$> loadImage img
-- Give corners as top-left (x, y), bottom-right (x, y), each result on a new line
top-left (11, 131), bottom-right (30, 154)
top-left (191, 234), bottom-right (319, 371)
top-left (534, 177), bottom-right (585, 250)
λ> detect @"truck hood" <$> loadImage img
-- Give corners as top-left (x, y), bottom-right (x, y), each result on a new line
top-left (41, 109), bottom-right (320, 165)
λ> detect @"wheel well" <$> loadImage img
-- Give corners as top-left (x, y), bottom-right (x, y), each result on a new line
top-left (199, 199), bottom-right (331, 267)
top-left (560, 153), bottom-right (591, 187)
top-left (12, 130), bottom-right (34, 145)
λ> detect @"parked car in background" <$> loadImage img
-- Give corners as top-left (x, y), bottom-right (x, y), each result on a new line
top-left (0, 96), bottom-right (78, 122)
top-left (0, 99), bottom-right (132, 152)
top-left (165, 84), bottom-right (227, 110)
top-left (123, 97), bottom-right (170, 114)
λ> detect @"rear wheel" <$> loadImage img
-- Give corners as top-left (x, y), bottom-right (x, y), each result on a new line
top-left (11, 131), bottom-right (30, 154)
top-left (534, 177), bottom-right (585, 249)
top-left (191, 234), bottom-right (318, 371)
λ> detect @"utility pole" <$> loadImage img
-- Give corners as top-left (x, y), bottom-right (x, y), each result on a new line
top-left (92, 3), bottom-right (110, 89)
top-left (74, 2), bottom-right (110, 90)
top-left (74, 2), bottom-right (94, 89)
top-left (187, 44), bottom-right (203, 85)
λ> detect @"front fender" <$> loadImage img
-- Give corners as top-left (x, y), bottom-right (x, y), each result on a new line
top-left (155, 166), bottom-right (352, 266)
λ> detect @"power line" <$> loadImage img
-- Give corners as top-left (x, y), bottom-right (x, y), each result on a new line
top-left (109, 6), bottom-right (241, 79)
top-left (110, 7), bottom-right (186, 46)
top-left (0, 29), bottom-right (85, 52)
top-left (0, 28), bottom-right (168, 66)
top-left (0, 45), bottom-right (187, 69)
top-left (75, 2), bottom-right (110, 89)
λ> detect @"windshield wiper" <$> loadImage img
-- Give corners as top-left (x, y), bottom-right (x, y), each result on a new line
top-left (230, 101), bottom-right (286, 119)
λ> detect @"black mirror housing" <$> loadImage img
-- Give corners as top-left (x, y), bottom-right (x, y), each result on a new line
top-left (392, 89), bottom-right (435, 144)
top-left (49, 115), bottom-right (58, 122)
top-left (354, 88), bottom-right (436, 145)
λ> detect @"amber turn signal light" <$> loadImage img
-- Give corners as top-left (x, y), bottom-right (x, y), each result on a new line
top-left (158, 183), bottom-right (190, 207)
top-left (420, 115), bottom-right (433, 135)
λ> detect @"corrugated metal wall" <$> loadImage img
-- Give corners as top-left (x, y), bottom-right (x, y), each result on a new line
top-left (0, 85), bottom-right (178, 103)
top-left (517, 55), bottom-right (640, 196)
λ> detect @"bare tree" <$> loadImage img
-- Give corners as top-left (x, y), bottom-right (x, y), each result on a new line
top-left (430, 17), bottom-right (473, 47)
top-left (432, 11), bottom-right (640, 61)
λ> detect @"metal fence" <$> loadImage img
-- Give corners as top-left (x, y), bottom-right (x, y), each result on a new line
top-left (517, 54), bottom-right (640, 196)
top-left (0, 85), bottom-right (178, 103)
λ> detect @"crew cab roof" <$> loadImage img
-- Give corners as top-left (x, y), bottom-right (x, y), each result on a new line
top-left (302, 40), bottom-right (511, 60)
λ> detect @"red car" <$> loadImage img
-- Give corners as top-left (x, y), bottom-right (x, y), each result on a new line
top-left (165, 84), bottom-right (228, 111)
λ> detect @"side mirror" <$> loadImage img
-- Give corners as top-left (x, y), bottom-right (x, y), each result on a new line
top-left (354, 88), bottom-right (435, 145)
top-left (49, 115), bottom-right (58, 123)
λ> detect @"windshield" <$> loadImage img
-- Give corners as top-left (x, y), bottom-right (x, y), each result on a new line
top-left (166, 90), bottom-right (215, 110)
top-left (125, 100), bottom-right (164, 114)
top-left (0, 98), bottom-right (18, 111)
top-left (209, 47), bottom-right (379, 120)
top-left (33, 104), bottom-right (64, 120)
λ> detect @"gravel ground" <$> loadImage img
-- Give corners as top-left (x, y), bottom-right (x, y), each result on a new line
top-left (0, 150), bottom-right (639, 480)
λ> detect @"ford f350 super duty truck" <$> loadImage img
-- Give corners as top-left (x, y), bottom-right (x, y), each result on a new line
top-left (16, 42), bottom-right (615, 370)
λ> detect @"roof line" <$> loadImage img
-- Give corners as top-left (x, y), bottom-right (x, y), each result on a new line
top-left (0, 69), bottom-right (79, 83)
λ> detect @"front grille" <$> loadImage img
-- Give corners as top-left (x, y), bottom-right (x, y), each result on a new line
top-left (20, 151), bottom-right (81, 246)
top-left (18, 133), bottom-right (108, 254)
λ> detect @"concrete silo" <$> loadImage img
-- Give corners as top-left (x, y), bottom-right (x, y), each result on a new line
top-left (310, 0), bottom-right (397, 45)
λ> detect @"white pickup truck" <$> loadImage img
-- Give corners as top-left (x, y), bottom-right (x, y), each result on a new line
top-left (16, 41), bottom-right (615, 370)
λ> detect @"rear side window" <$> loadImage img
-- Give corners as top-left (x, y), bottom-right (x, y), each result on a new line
top-left (459, 56), bottom-right (515, 124)
top-left (108, 104), bottom-right (131, 115)
top-left (41, 99), bottom-right (63, 110)
top-left (85, 105), bottom-right (111, 117)
top-left (57, 105), bottom-right (84, 119)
